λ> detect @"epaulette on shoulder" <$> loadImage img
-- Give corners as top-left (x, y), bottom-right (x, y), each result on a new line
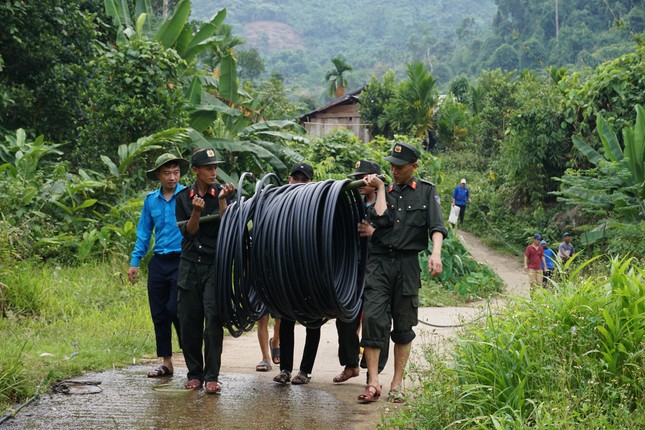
top-left (420, 179), bottom-right (436, 187)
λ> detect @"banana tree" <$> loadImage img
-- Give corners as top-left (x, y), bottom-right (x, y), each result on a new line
top-left (556, 104), bottom-right (645, 245)
top-left (104, 0), bottom-right (309, 180)
top-left (571, 105), bottom-right (645, 198)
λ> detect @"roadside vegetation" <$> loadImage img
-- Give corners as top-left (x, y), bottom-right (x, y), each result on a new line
top-left (1, 0), bottom-right (643, 427)
top-left (0, 261), bottom-right (155, 410)
top-left (382, 257), bottom-right (645, 429)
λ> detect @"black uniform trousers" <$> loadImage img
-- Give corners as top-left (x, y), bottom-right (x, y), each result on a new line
top-left (147, 254), bottom-right (181, 358)
top-left (336, 315), bottom-right (389, 373)
top-left (177, 257), bottom-right (223, 382)
top-left (280, 319), bottom-right (321, 375)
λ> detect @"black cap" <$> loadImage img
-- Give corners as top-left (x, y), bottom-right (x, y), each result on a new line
top-left (533, 233), bottom-right (542, 240)
top-left (290, 163), bottom-right (314, 179)
top-left (384, 142), bottom-right (420, 166)
top-left (191, 148), bottom-right (223, 167)
top-left (348, 160), bottom-right (382, 177)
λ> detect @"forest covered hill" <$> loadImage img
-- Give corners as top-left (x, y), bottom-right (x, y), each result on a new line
top-left (192, 0), bottom-right (497, 96)
top-left (191, 0), bottom-right (643, 101)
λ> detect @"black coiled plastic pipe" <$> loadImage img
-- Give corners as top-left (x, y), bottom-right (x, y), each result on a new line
top-left (214, 173), bottom-right (367, 336)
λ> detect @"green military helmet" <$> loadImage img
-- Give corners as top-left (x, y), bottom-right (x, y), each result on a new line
top-left (146, 153), bottom-right (190, 180)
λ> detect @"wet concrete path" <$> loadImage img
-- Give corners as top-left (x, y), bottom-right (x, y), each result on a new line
top-left (2, 307), bottom-right (480, 430)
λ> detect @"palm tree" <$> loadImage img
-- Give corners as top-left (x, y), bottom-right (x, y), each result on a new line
top-left (324, 57), bottom-right (353, 98)
top-left (381, 61), bottom-right (437, 138)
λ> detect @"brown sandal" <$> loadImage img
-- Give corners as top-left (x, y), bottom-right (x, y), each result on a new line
top-left (333, 367), bottom-right (359, 383)
top-left (273, 370), bottom-right (291, 385)
top-left (147, 365), bottom-right (173, 378)
top-left (357, 384), bottom-right (381, 403)
top-left (291, 372), bottom-right (311, 385)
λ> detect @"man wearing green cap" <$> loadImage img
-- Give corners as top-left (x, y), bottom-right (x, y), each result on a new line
top-left (357, 142), bottom-right (447, 404)
top-left (128, 153), bottom-right (190, 378)
top-left (175, 148), bottom-right (235, 394)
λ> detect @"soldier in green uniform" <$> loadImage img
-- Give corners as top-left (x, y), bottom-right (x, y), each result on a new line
top-left (357, 142), bottom-right (447, 403)
top-left (175, 148), bottom-right (235, 394)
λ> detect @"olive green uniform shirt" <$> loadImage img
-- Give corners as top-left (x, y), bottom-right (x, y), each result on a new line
top-left (369, 177), bottom-right (447, 252)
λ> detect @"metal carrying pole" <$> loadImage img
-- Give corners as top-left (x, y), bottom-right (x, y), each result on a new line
top-left (176, 179), bottom-right (368, 228)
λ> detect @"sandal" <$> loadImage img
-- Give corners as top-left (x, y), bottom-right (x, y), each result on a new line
top-left (184, 379), bottom-right (202, 390)
top-left (256, 360), bottom-right (272, 372)
top-left (291, 372), bottom-right (311, 385)
top-left (273, 370), bottom-right (291, 385)
top-left (204, 381), bottom-right (222, 394)
top-left (357, 384), bottom-right (381, 403)
top-left (147, 365), bottom-right (173, 378)
top-left (387, 386), bottom-right (406, 404)
top-left (270, 337), bottom-right (281, 365)
top-left (333, 367), bottom-right (359, 383)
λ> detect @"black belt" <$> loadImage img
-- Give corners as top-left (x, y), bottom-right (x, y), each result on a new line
top-left (371, 248), bottom-right (419, 258)
top-left (154, 252), bottom-right (181, 259)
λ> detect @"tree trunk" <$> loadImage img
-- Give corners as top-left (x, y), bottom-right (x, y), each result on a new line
top-left (555, 0), bottom-right (559, 40)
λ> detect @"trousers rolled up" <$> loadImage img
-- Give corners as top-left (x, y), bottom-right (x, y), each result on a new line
top-left (336, 315), bottom-right (389, 373)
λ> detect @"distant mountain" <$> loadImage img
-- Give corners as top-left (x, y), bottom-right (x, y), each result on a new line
top-left (192, 0), bottom-right (497, 98)
top-left (191, 0), bottom-right (642, 102)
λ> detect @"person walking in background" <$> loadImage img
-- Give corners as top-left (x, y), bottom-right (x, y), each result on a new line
top-left (451, 178), bottom-right (472, 226)
top-left (558, 232), bottom-right (575, 264)
top-left (273, 163), bottom-right (321, 386)
top-left (175, 148), bottom-right (235, 394)
top-left (541, 239), bottom-right (556, 288)
top-left (524, 234), bottom-right (547, 289)
top-left (128, 153), bottom-right (189, 379)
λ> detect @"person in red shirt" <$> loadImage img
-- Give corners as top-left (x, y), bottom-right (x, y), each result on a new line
top-left (524, 234), bottom-right (547, 289)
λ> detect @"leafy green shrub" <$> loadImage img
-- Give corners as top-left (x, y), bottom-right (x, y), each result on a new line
top-left (383, 256), bottom-right (645, 429)
top-left (76, 38), bottom-right (188, 165)
top-left (420, 230), bottom-right (504, 304)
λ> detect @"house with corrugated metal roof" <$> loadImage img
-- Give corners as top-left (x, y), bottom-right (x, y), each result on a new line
top-left (298, 87), bottom-right (370, 143)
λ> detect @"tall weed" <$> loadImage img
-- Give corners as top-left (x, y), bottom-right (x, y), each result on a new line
top-left (382, 256), bottom-right (644, 429)
top-left (0, 260), bottom-right (157, 411)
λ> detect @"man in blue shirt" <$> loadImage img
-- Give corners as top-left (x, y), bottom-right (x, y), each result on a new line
top-left (128, 153), bottom-right (189, 378)
top-left (452, 178), bottom-right (472, 226)
top-left (541, 240), bottom-right (556, 287)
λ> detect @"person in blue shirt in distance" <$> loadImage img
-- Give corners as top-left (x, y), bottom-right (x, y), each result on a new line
top-left (541, 239), bottom-right (556, 288)
top-left (451, 178), bottom-right (472, 226)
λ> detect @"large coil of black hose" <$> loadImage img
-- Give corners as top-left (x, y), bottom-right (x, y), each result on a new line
top-left (214, 173), bottom-right (269, 337)
top-left (250, 178), bottom-right (367, 327)
top-left (214, 174), bottom-right (367, 336)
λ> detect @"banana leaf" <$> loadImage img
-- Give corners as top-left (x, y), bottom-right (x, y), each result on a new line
top-left (154, 0), bottom-right (190, 48)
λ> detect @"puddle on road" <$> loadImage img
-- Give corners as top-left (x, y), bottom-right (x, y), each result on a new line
top-left (3, 366), bottom-right (366, 430)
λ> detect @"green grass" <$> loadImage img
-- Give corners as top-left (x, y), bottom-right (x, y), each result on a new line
top-left (0, 261), bottom-right (162, 411)
top-left (382, 256), bottom-right (645, 429)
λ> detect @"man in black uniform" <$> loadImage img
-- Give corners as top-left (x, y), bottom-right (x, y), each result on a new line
top-left (175, 148), bottom-right (234, 394)
top-left (334, 160), bottom-right (389, 384)
top-left (358, 142), bottom-right (447, 403)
